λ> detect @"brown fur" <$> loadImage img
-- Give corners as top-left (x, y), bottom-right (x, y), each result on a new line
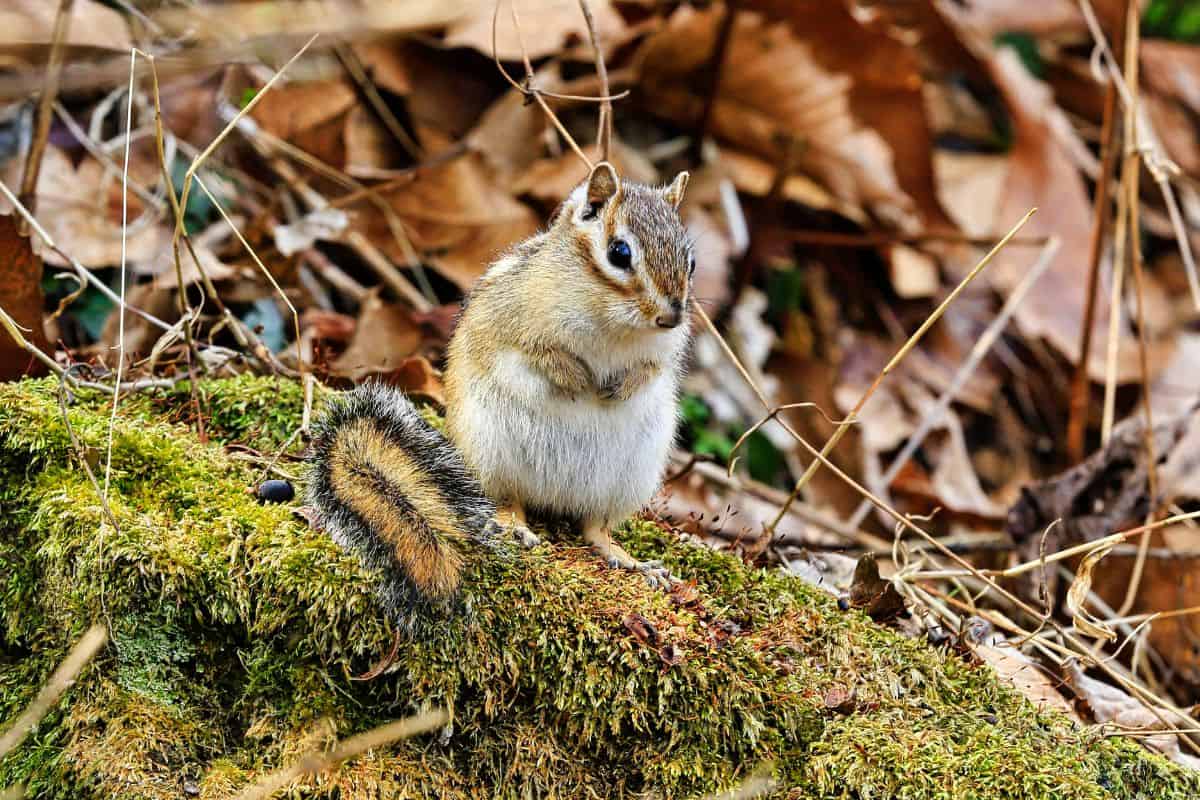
top-left (329, 417), bottom-right (464, 601)
top-left (444, 166), bottom-right (692, 479)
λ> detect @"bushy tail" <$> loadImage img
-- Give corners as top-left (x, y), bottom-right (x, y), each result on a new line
top-left (306, 382), bottom-right (496, 625)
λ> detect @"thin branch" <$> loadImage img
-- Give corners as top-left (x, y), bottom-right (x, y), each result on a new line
top-left (1066, 80), bottom-right (1118, 464)
top-left (576, 0), bottom-right (612, 161)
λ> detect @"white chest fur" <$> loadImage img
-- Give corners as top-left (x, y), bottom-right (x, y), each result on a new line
top-left (456, 343), bottom-right (683, 523)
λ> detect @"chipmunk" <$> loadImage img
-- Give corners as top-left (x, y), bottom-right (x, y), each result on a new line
top-left (307, 162), bottom-right (693, 628)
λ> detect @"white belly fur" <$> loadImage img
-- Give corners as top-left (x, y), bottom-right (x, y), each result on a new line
top-left (456, 349), bottom-right (679, 523)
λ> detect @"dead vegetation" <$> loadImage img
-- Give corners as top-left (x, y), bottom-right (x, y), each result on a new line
top-left (3, 0), bottom-right (1200, 796)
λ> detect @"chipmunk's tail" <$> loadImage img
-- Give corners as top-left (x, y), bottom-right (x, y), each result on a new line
top-left (307, 382), bottom-right (496, 625)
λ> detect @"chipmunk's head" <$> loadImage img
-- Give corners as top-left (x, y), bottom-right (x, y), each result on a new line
top-left (561, 162), bottom-right (693, 333)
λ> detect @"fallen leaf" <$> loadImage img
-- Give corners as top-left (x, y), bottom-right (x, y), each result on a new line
top-left (352, 150), bottom-right (539, 289)
top-left (274, 208), bottom-right (349, 257)
top-left (512, 141), bottom-right (658, 205)
top-left (0, 0), bottom-right (131, 52)
top-left (2, 145), bottom-right (168, 269)
top-left (374, 355), bottom-right (445, 406)
top-left (250, 79), bottom-right (357, 167)
top-left (641, 2), bottom-right (955, 231)
top-left (0, 213), bottom-right (48, 381)
top-left (982, 48), bottom-right (1174, 381)
top-left (1065, 660), bottom-right (1200, 769)
top-left (972, 641), bottom-right (1078, 718)
top-left (849, 553), bottom-right (906, 622)
top-left (329, 288), bottom-right (424, 380)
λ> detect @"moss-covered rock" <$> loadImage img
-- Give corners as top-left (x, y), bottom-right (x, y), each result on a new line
top-left (0, 376), bottom-right (1196, 799)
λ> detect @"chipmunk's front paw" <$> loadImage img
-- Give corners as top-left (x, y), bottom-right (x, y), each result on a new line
top-left (511, 523), bottom-right (541, 549)
top-left (484, 519), bottom-right (540, 549)
top-left (605, 555), bottom-right (677, 591)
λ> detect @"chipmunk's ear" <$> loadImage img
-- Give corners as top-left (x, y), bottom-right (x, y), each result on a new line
top-left (586, 162), bottom-right (620, 210)
top-left (663, 170), bottom-right (689, 210)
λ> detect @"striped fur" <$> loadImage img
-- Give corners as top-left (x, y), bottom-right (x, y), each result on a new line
top-left (307, 382), bottom-right (497, 628)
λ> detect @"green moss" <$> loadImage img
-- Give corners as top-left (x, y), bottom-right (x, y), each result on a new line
top-left (0, 376), bottom-right (1197, 799)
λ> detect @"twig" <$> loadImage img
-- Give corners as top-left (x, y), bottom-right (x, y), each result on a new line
top-left (492, 0), bottom-right (596, 170)
top-left (103, 49), bottom-right (137, 506)
top-left (1066, 80), bottom-right (1119, 464)
top-left (576, 0), bottom-right (612, 161)
top-left (1115, 2), bottom-right (1157, 619)
top-left (0, 624), bottom-right (108, 760)
top-left (0, 178), bottom-right (174, 335)
top-left (701, 278), bottom-right (1200, 751)
top-left (18, 0), bottom-right (75, 231)
top-left (232, 709), bottom-right (449, 800)
top-left (845, 236), bottom-right (1061, 530)
top-left (766, 208), bottom-right (1036, 534)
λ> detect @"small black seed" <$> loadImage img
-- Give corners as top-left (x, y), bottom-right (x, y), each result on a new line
top-left (837, 597), bottom-right (850, 611)
top-left (257, 479), bottom-right (295, 503)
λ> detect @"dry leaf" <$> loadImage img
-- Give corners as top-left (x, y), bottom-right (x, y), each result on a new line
top-left (1064, 660), bottom-right (1200, 769)
top-left (329, 289), bottom-right (423, 380)
top-left (352, 38), bottom-right (412, 95)
top-left (512, 142), bottom-right (657, 205)
top-left (274, 208), bottom-right (349, 257)
top-left (0, 213), bottom-right (48, 381)
top-left (972, 642), bottom-right (1077, 718)
top-left (0, 0), bottom-right (131, 52)
top-left (375, 355), bottom-right (445, 406)
top-left (1065, 542), bottom-right (1118, 642)
top-left (889, 245), bottom-right (939, 299)
top-left (2, 146), bottom-right (168, 269)
top-left (352, 150), bottom-right (539, 289)
top-left (985, 49), bottom-right (1174, 381)
top-left (638, 6), bottom-right (921, 230)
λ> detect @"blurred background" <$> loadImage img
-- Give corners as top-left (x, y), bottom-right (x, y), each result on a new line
top-left (4, 0), bottom-right (1200, 762)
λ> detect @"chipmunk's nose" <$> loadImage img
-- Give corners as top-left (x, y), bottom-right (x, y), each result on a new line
top-left (656, 299), bottom-right (684, 329)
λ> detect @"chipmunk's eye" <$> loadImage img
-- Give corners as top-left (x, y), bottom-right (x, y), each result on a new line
top-left (607, 239), bottom-right (632, 271)
top-left (688, 256), bottom-right (696, 276)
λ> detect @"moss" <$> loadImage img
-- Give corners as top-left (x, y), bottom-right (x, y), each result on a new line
top-left (0, 375), bottom-right (1196, 799)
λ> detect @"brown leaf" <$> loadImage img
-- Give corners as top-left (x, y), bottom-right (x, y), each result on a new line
top-left (351, 150), bottom-right (539, 289)
top-left (983, 49), bottom-right (1174, 380)
top-left (972, 642), bottom-right (1077, 719)
top-left (3, 146), bottom-right (168, 269)
top-left (621, 613), bottom-right (660, 648)
top-left (1065, 660), bottom-right (1200, 769)
top-left (512, 142), bottom-right (658, 205)
top-left (848, 554), bottom-right (906, 622)
top-left (0, 213), bottom-right (48, 381)
top-left (445, 0), bottom-right (626, 61)
top-left (638, 4), bottom-right (943, 230)
top-left (250, 79), bottom-right (356, 167)
top-left (374, 355), bottom-right (445, 406)
top-left (0, 0), bottom-right (131, 53)
top-left (329, 289), bottom-right (424, 380)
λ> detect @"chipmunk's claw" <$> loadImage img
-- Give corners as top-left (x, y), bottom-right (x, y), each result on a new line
top-left (605, 555), bottom-right (675, 590)
top-left (512, 524), bottom-right (541, 549)
top-left (484, 520), bottom-right (540, 549)
top-left (635, 560), bottom-right (676, 591)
